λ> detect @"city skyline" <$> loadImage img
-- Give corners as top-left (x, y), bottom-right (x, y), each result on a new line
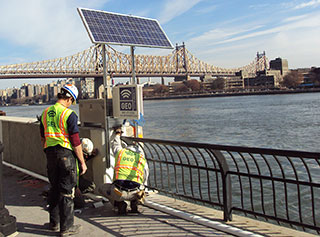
top-left (0, 0), bottom-right (320, 89)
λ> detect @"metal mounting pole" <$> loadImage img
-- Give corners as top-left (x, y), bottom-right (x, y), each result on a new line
top-left (102, 44), bottom-right (111, 168)
top-left (0, 143), bottom-right (17, 236)
top-left (130, 46), bottom-right (136, 85)
top-left (130, 45), bottom-right (139, 137)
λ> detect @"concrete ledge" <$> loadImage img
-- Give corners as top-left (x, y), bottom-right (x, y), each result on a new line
top-left (0, 116), bottom-right (37, 123)
top-left (0, 116), bottom-right (109, 189)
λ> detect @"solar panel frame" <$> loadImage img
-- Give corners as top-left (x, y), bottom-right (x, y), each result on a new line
top-left (78, 7), bottom-right (173, 49)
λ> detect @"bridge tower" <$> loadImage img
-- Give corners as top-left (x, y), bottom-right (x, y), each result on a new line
top-left (174, 42), bottom-right (190, 81)
top-left (256, 51), bottom-right (268, 73)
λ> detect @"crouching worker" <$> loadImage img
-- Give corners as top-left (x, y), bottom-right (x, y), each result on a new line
top-left (99, 125), bottom-right (149, 215)
top-left (74, 138), bottom-right (98, 209)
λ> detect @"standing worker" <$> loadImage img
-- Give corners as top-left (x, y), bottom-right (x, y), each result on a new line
top-left (99, 123), bottom-right (149, 215)
top-left (40, 84), bottom-right (87, 237)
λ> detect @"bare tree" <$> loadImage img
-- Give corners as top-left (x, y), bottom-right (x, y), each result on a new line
top-left (211, 78), bottom-right (225, 90)
top-left (153, 84), bottom-right (169, 94)
top-left (174, 83), bottom-right (188, 93)
top-left (185, 79), bottom-right (201, 91)
top-left (310, 67), bottom-right (320, 86)
top-left (281, 71), bottom-right (304, 88)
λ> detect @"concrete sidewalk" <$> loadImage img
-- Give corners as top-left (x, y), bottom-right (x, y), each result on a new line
top-left (2, 165), bottom-right (232, 236)
top-left (2, 165), bottom-right (315, 236)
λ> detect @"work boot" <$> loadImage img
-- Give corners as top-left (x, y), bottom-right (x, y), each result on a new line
top-left (74, 194), bottom-right (86, 209)
top-left (60, 224), bottom-right (82, 237)
top-left (118, 201), bottom-right (127, 215)
top-left (46, 222), bottom-right (59, 231)
top-left (130, 200), bottom-right (139, 213)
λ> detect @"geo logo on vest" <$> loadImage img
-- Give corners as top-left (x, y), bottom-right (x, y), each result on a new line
top-left (48, 110), bottom-right (56, 117)
top-left (122, 157), bottom-right (135, 162)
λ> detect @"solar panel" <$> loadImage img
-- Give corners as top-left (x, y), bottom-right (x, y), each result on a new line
top-left (78, 8), bottom-right (173, 49)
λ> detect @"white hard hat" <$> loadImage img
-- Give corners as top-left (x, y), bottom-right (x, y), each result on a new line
top-left (62, 84), bottom-right (78, 103)
top-left (81, 138), bottom-right (94, 155)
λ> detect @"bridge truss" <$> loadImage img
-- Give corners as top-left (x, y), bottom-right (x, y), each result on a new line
top-left (0, 44), bottom-right (268, 79)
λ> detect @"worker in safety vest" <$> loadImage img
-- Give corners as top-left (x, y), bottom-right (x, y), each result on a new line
top-left (40, 84), bottom-right (86, 236)
top-left (74, 138), bottom-right (98, 209)
top-left (99, 124), bottom-right (149, 215)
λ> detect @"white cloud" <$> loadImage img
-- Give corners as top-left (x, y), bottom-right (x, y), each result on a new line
top-left (248, 4), bottom-right (269, 10)
top-left (282, 14), bottom-right (309, 22)
top-left (158, 0), bottom-right (203, 24)
top-left (0, 0), bottom-right (108, 61)
top-left (185, 11), bottom-right (320, 68)
top-left (214, 13), bottom-right (320, 46)
top-left (188, 25), bottom-right (264, 46)
top-left (192, 42), bottom-right (262, 68)
top-left (195, 4), bottom-right (217, 14)
top-left (294, 0), bottom-right (320, 9)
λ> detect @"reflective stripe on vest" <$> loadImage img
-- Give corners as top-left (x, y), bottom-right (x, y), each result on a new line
top-left (42, 103), bottom-right (73, 150)
top-left (114, 148), bottom-right (146, 184)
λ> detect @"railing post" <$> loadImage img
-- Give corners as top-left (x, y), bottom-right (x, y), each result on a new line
top-left (212, 150), bottom-right (232, 221)
top-left (0, 142), bottom-right (17, 236)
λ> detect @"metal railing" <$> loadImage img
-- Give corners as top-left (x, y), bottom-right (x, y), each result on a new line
top-left (122, 136), bottom-right (320, 234)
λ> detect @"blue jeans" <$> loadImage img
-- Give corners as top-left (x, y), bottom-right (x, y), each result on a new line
top-left (113, 180), bottom-right (141, 213)
top-left (113, 179), bottom-right (140, 191)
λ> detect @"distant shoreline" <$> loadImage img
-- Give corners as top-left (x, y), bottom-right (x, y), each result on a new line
top-left (2, 88), bottom-right (320, 107)
top-left (143, 88), bottom-right (320, 100)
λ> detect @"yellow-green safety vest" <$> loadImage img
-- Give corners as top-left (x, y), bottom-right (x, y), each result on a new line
top-left (114, 149), bottom-right (146, 184)
top-left (41, 103), bottom-right (74, 150)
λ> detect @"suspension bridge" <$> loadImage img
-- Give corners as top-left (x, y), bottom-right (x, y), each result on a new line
top-left (0, 44), bottom-right (268, 80)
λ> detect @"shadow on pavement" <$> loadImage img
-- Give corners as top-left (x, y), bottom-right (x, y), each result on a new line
top-left (3, 165), bottom-right (224, 236)
top-left (15, 222), bottom-right (58, 236)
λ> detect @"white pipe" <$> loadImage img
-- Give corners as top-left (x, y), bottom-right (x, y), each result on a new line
top-left (3, 161), bottom-right (49, 183)
top-left (144, 200), bottom-right (263, 237)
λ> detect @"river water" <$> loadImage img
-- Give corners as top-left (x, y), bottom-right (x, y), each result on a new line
top-left (2, 92), bottom-right (320, 152)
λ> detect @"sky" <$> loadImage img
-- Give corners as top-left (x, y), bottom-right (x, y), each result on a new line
top-left (0, 0), bottom-right (319, 89)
